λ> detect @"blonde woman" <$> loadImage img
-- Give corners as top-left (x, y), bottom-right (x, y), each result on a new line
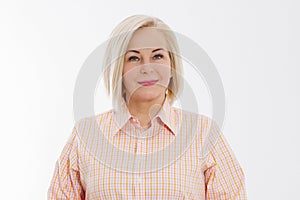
top-left (48, 15), bottom-right (246, 199)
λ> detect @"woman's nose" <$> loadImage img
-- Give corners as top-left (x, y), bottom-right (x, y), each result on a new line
top-left (139, 62), bottom-right (154, 74)
top-left (139, 56), bottom-right (154, 74)
top-left (140, 64), bottom-right (154, 74)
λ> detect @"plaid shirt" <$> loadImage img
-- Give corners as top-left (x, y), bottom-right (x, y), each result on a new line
top-left (48, 98), bottom-right (246, 199)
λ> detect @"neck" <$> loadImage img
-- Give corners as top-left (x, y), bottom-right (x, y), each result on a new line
top-left (126, 94), bottom-right (166, 127)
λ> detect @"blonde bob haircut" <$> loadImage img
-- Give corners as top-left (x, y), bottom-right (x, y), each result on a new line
top-left (103, 14), bottom-right (183, 108)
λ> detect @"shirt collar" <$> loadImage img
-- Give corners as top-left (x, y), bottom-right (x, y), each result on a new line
top-left (112, 97), bottom-right (178, 136)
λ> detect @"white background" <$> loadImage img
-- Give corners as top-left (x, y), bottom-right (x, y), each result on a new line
top-left (0, 0), bottom-right (299, 199)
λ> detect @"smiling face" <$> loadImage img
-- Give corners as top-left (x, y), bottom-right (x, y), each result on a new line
top-left (122, 27), bottom-right (172, 104)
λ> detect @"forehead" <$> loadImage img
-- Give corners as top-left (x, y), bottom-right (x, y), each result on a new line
top-left (126, 27), bottom-right (168, 51)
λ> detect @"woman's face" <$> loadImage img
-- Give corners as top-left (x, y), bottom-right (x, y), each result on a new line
top-left (122, 28), bottom-right (172, 104)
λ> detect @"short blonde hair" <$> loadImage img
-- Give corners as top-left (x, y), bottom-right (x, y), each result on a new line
top-left (103, 15), bottom-right (183, 107)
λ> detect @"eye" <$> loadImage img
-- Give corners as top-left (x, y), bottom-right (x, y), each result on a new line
top-left (153, 54), bottom-right (164, 60)
top-left (128, 56), bottom-right (140, 62)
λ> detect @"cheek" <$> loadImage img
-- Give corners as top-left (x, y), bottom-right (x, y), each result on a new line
top-left (122, 73), bottom-right (132, 87)
top-left (122, 63), bottom-right (132, 75)
top-left (122, 66), bottom-right (139, 90)
top-left (155, 65), bottom-right (172, 88)
top-left (158, 65), bottom-right (172, 78)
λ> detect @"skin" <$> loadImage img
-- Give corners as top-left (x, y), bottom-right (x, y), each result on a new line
top-left (122, 27), bottom-right (172, 128)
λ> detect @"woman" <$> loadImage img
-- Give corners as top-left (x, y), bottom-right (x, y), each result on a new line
top-left (48, 15), bottom-right (246, 199)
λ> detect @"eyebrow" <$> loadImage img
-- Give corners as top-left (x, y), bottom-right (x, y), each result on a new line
top-left (125, 48), bottom-right (166, 54)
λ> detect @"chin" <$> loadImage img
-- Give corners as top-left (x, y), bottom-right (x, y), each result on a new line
top-left (130, 90), bottom-right (163, 102)
top-left (137, 93), bottom-right (160, 102)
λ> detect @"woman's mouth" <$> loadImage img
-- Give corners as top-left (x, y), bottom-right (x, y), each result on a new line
top-left (138, 80), bottom-right (158, 86)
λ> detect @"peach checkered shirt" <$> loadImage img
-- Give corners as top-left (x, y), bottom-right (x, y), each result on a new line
top-left (48, 98), bottom-right (246, 199)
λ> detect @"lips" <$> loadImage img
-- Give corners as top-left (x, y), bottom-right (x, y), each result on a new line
top-left (138, 80), bottom-right (158, 86)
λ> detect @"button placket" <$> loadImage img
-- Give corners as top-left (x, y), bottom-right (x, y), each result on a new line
top-left (136, 139), bottom-right (144, 185)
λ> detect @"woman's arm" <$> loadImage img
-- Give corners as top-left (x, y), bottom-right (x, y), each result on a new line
top-left (204, 122), bottom-right (247, 199)
top-left (48, 127), bottom-right (85, 200)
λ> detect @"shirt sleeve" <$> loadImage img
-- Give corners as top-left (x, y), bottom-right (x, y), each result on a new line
top-left (203, 122), bottom-right (247, 200)
top-left (47, 126), bottom-right (85, 200)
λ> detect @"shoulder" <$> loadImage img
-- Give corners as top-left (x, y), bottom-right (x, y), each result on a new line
top-left (172, 106), bottom-right (218, 131)
top-left (72, 109), bottom-right (115, 139)
top-left (172, 107), bottom-right (222, 152)
top-left (74, 109), bottom-right (114, 127)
